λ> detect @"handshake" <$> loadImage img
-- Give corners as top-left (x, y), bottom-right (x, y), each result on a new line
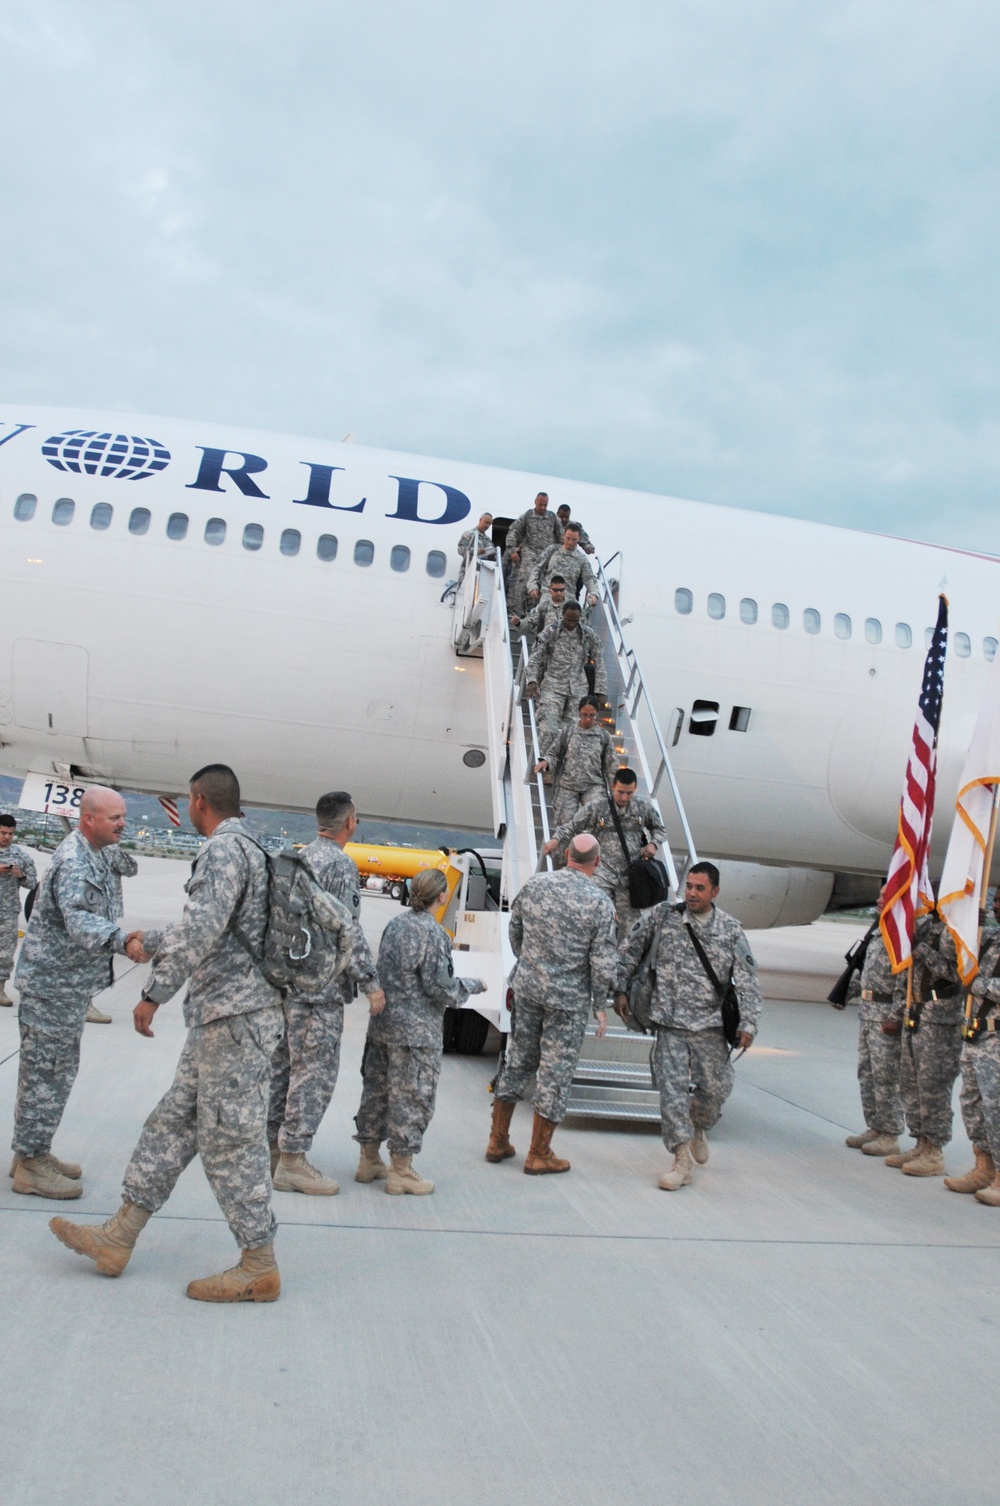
top-left (124, 931), bottom-right (154, 964)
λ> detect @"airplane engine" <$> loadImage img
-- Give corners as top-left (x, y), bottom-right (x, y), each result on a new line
top-left (705, 860), bottom-right (835, 929)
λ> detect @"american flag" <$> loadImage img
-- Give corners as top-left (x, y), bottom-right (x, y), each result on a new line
top-left (880, 594), bottom-right (948, 972)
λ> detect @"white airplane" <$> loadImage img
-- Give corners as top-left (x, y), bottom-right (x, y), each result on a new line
top-left (0, 404), bottom-right (994, 928)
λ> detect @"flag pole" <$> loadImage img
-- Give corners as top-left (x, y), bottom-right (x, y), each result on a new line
top-left (963, 783), bottom-right (1000, 1040)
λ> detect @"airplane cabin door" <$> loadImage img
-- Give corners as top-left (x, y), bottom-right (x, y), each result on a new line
top-left (12, 639), bottom-right (89, 735)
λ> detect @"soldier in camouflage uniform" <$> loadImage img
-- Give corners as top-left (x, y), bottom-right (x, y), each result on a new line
top-left (268, 791), bottom-right (384, 1195)
top-left (49, 765), bottom-right (286, 1304)
top-left (456, 512), bottom-right (496, 585)
top-left (615, 862), bottom-right (761, 1190)
top-left (487, 834), bottom-right (617, 1174)
top-left (511, 575), bottom-right (567, 638)
top-left (354, 868), bottom-right (485, 1194)
top-left (0, 814), bottom-right (37, 1007)
top-left (546, 768), bottom-right (666, 939)
top-left (526, 602), bottom-right (607, 744)
top-left (555, 505), bottom-right (594, 554)
top-left (10, 788), bottom-right (145, 1200)
top-left (945, 922), bottom-right (1000, 1203)
top-left (843, 885), bottom-right (906, 1158)
top-left (536, 698), bottom-right (620, 827)
top-left (526, 525), bottom-right (597, 608)
top-left (84, 842), bottom-right (139, 1024)
top-left (504, 492), bottom-right (563, 616)
top-left (888, 913), bottom-right (963, 1176)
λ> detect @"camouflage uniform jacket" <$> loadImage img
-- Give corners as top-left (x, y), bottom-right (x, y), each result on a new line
top-left (856, 930), bottom-right (904, 1023)
top-left (618, 902), bottom-right (762, 1036)
top-left (106, 844), bottom-right (138, 920)
top-left (508, 867), bottom-right (617, 1016)
top-left (910, 914), bottom-right (962, 1015)
top-left (506, 507), bottom-right (562, 563)
top-left (970, 926), bottom-right (1000, 1020)
top-left (457, 527), bottom-right (497, 566)
top-left (141, 817), bottom-right (280, 1027)
top-left (369, 909), bottom-right (481, 1049)
top-left (0, 842), bottom-right (38, 931)
top-left (14, 830), bottom-right (128, 1015)
top-left (518, 597), bottom-right (562, 637)
top-left (527, 544), bottom-right (596, 602)
top-left (541, 722), bottom-right (617, 792)
top-left (530, 619), bottom-right (607, 696)
top-left (297, 836), bottom-right (379, 1006)
top-left (553, 794), bottom-right (666, 880)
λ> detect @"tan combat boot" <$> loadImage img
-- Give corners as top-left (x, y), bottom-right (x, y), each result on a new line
top-left (690, 1128), bottom-right (709, 1165)
top-left (85, 1003), bottom-right (112, 1024)
top-left (845, 1128), bottom-right (879, 1149)
top-left (945, 1149), bottom-right (995, 1193)
top-left (902, 1141), bottom-right (946, 1177)
top-left (0, 984), bottom-right (12, 1007)
top-left (10, 1150), bottom-right (82, 1180)
top-left (486, 1100), bottom-right (517, 1163)
top-left (386, 1153), bottom-right (434, 1195)
top-left (186, 1243), bottom-right (281, 1302)
top-left (12, 1154), bottom-right (82, 1199)
top-left (975, 1170), bottom-right (1000, 1206)
top-left (49, 1201), bottom-right (151, 1275)
top-left (524, 1113), bottom-right (570, 1175)
top-left (860, 1133), bottom-right (900, 1157)
top-left (269, 1141), bottom-right (280, 1177)
top-left (885, 1139), bottom-right (924, 1169)
top-left (659, 1142), bottom-right (694, 1191)
top-left (355, 1142), bottom-right (389, 1183)
top-left (272, 1152), bottom-right (339, 1195)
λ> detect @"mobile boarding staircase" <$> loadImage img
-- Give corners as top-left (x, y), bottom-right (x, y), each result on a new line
top-left (447, 544), bottom-right (699, 1120)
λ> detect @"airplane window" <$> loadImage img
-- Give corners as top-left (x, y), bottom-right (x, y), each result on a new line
top-left (242, 523), bottom-right (263, 551)
top-left (426, 549), bottom-right (446, 577)
top-left (865, 618), bottom-right (882, 645)
top-left (740, 598), bottom-right (757, 625)
top-left (90, 503), bottom-right (113, 530)
top-left (689, 699), bottom-right (720, 737)
top-left (707, 593), bottom-right (725, 620)
top-left (14, 493), bottom-right (37, 521)
top-left (52, 498), bottom-right (75, 526)
top-left (205, 518), bottom-right (226, 546)
top-left (317, 534), bottom-right (338, 562)
top-left (281, 528), bottom-right (301, 557)
top-left (895, 623), bottom-right (912, 648)
top-left (985, 637), bottom-right (998, 663)
top-left (925, 627), bottom-right (933, 649)
top-left (729, 706), bottom-right (752, 732)
top-left (674, 588), bottom-right (693, 615)
top-left (390, 544), bottom-right (411, 573)
top-left (955, 632), bottom-right (971, 658)
top-left (129, 507), bottom-right (151, 536)
top-left (167, 513), bottom-right (189, 541)
top-left (355, 539), bottom-right (375, 567)
top-left (834, 613), bottom-right (851, 640)
top-left (772, 602), bottom-right (789, 629)
top-left (803, 608), bottom-right (821, 635)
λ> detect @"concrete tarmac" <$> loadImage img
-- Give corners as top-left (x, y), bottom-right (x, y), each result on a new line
top-left (1, 856), bottom-right (995, 1506)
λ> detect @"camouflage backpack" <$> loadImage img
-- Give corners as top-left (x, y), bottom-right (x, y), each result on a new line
top-left (233, 840), bottom-right (355, 996)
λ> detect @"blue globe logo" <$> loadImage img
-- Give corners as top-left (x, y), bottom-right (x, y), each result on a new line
top-left (42, 430), bottom-right (170, 481)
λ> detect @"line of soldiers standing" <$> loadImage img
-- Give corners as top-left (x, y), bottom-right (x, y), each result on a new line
top-left (846, 882), bottom-right (1000, 1204)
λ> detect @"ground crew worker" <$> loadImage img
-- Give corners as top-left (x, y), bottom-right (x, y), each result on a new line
top-left (504, 492), bottom-right (562, 616)
top-left (10, 788), bottom-right (145, 1198)
top-left (268, 790), bottom-right (384, 1195)
top-left (555, 505), bottom-right (594, 553)
top-left (487, 833), bottom-right (616, 1174)
top-left (85, 843), bottom-right (139, 1024)
top-left (843, 884), bottom-right (905, 1160)
top-left (456, 512), bottom-right (496, 584)
top-left (0, 814), bottom-right (37, 1007)
top-left (511, 575), bottom-right (567, 637)
top-left (887, 912), bottom-right (963, 1177)
top-left (525, 602), bottom-right (606, 743)
top-left (353, 868), bottom-right (485, 1195)
top-left (527, 525), bottom-right (597, 608)
top-left (945, 920), bottom-right (1000, 1204)
top-left (535, 698), bottom-right (620, 826)
top-left (545, 768), bottom-right (666, 938)
top-left (615, 862), bottom-right (760, 1190)
top-left (49, 764), bottom-right (286, 1303)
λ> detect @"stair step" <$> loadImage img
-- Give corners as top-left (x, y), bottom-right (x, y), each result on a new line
top-left (573, 1060), bottom-right (654, 1088)
top-left (565, 1085), bottom-right (661, 1121)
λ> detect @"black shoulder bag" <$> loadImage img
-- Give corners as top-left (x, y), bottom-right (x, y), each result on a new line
top-left (683, 921), bottom-right (742, 1047)
top-left (606, 794), bottom-right (669, 910)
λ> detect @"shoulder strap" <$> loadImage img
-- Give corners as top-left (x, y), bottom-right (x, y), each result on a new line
top-left (683, 919), bottom-right (729, 997)
top-left (606, 793), bottom-right (632, 865)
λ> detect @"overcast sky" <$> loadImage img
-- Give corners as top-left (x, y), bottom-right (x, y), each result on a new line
top-left (2, 1), bottom-right (998, 549)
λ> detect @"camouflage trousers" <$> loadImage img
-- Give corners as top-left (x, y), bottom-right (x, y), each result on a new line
top-left (494, 998), bottom-right (589, 1123)
top-left (267, 1001), bottom-right (344, 1153)
top-left (11, 1018), bottom-right (84, 1156)
top-left (0, 916), bottom-right (19, 982)
top-left (354, 1038), bottom-right (443, 1155)
top-left (857, 1014), bottom-right (904, 1135)
top-left (957, 1035), bottom-right (1000, 1164)
top-left (537, 685), bottom-right (586, 744)
top-left (595, 870), bottom-right (644, 943)
top-left (899, 1014), bottom-right (962, 1146)
top-left (651, 1026), bottom-right (734, 1152)
top-left (122, 1005), bottom-right (284, 1251)
top-left (551, 783), bottom-right (607, 829)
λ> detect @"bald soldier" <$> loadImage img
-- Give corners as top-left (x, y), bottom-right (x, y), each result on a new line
top-left (10, 788), bottom-right (146, 1199)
